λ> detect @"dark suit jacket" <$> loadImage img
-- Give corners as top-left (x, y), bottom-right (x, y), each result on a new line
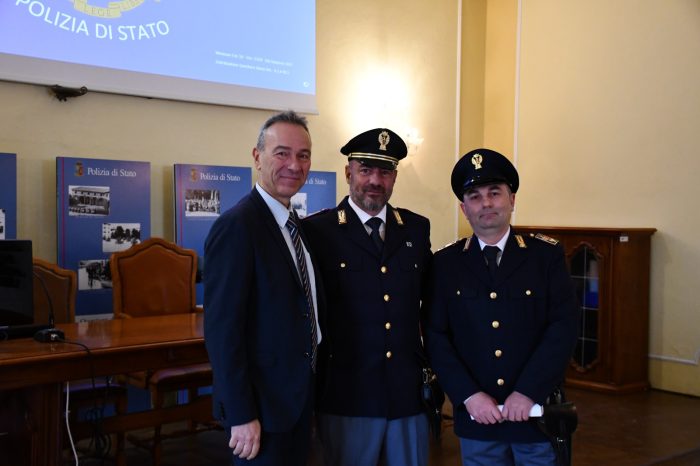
top-left (303, 196), bottom-right (431, 420)
top-left (425, 229), bottom-right (579, 442)
top-left (203, 188), bottom-right (324, 432)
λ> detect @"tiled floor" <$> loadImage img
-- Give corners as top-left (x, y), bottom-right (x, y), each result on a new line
top-left (74, 387), bottom-right (700, 465)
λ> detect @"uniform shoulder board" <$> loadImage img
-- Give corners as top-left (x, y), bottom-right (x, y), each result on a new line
top-left (532, 232), bottom-right (559, 245)
top-left (304, 208), bottom-right (330, 219)
top-left (438, 236), bottom-right (469, 252)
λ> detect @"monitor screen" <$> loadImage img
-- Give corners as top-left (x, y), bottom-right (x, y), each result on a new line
top-left (0, 240), bottom-right (34, 326)
top-left (0, 1), bottom-right (317, 112)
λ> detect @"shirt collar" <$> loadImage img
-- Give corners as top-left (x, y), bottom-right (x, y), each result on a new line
top-left (256, 183), bottom-right (294, 227)
top-left (477, 226), bottom-right (511, 251)
top-left (347, 196), bottom-right (387, 225)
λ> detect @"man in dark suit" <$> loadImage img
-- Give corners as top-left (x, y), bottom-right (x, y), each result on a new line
top-left (303, 128), bottom-right (432, 466)
top-left (425, 149), bottom-right (579, 465)
top-left (204, 111), bottom-right (322, 465)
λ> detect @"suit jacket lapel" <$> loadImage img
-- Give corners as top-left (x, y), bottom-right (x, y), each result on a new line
top-left (338, 197), bottom-right (380, 257)
top-left (250, 188), bottom-right (302, 289)
top-left (382, 205), bottom-right (407, 260)
top-left (493, 230), bottom-right (527, 287)
top-left (462, 236), bottom-right (492, 287)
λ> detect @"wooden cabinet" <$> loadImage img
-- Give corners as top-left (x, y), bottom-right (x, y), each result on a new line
top-left (515, 226), bottom-right (656, 393)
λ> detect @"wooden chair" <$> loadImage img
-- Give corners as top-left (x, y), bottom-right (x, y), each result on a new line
top-left (109, 237), bottom-right (213, 465)
top-left (32, 258), bottom-right (77, 326)
top-left (32, 258), bottom-right (127, 466)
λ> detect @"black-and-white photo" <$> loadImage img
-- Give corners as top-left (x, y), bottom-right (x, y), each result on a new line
top-left (0, 208), bottom-right (5, 239)
top-left (68, 185), bottom-right (111, 216)
top-left (291, 192), bottom-right (308, 218)
top-left (185, 189), bottom-right (220, 217)
top-left (102, 223), bottom-right (141, 253)
top-left (78, 259), bottom-right (112, 290)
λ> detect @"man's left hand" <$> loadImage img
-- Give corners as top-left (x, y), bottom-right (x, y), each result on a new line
top-left (502, 391), bottom-right (534, 422)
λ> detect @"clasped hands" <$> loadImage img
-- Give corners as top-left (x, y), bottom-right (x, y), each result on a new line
top-left (465, 391), bottom-right (534, 424)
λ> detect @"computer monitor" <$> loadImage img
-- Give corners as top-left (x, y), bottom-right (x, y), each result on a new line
top-left (0, 239), bottom-right (34, 326)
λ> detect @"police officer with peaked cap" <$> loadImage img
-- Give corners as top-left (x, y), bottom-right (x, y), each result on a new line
top-left (303, 128), bottom-right (433, 466)
top-left (425, 148), bottom-right (579, 465)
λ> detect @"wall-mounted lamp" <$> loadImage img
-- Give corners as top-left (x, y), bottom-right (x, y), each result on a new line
top-left (405, 128), bottom-right (424, 155)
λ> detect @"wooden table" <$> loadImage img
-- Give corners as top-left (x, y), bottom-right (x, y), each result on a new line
top-left (0, 313), bottom-right (211, 466)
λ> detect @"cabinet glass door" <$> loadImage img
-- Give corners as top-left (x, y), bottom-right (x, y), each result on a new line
top-left (570, 244), bottom-right (601, 371)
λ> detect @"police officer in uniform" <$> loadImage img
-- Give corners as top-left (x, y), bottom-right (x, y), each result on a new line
top-left (425, 149), bottom-right (579, 466)
top-left (303, 128), bottom-right (432, 466)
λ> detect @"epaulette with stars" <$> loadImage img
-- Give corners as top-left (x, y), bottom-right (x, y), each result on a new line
top-left (529, 232), bottom-right (559, 245)
top-left (437, 236), bottom-right (469, 252)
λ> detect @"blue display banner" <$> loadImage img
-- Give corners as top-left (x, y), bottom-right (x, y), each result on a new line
top-left (0, 153), bottom-right (17, 240)
top-left (293, 170), bottom-right (337, 218)
top-left (173, 164), bottom-right (252, 304)
top-left (57, 157), bottom-right (150, 318)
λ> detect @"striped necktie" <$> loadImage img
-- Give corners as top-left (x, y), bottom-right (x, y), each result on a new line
top-left (285, 213), bottom-right (318, 371)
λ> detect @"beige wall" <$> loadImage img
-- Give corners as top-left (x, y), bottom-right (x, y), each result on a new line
top-left (458, 0), bottom-right (519, 238)
top-left (477, 0), bottom-right (700, 395)
top-left (4, 0), bottom-right (699, 396)
top-left (457, 0), bottom-right (487, 237)
top-left (317, 1), bottom-right (460, 250)
top-left (0, 0), bottom-right (460, 262)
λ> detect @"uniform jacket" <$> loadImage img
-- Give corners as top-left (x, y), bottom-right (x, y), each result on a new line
top-left (303, 196), bottom-right (431, 419)
top-left (203, 188), bottom-right (325, 432)
top-left (425, 229), bottom-right (579, 442)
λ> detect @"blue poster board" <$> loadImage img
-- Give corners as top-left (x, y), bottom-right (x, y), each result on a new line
top-left (292, 170), bottom-right (337, 218)
top-left (57, 157), bottom-right (151, 319)
top-left (0, 153), bottom-right (17, 240)
top-left (173, 164), bottom-right (252, 304)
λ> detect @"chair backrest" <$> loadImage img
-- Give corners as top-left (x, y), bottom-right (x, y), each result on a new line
top-left (32, 258), bottom-right (77, 325)
top-left (110, 237), bottom-right (197, 318)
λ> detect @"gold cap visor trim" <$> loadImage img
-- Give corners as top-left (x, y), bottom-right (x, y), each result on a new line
top-left (348, 152), bottom-right (399, 167)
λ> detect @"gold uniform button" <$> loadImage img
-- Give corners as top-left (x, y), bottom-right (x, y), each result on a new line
top-left (384, 294), bottom-right (390, 302)
top-left (490, 292), bottom-right (498, 299)
top-left (492, 320), bottom-right (500, 329)
top-left (385, 322), bottom-right (391, 330)
top-left (525, 290), bottom-right (532, 296)
top-left (497, 378), bottom-right (505, 386)
top-left (340, 262), bottom-right (346, 268)
top-left (495, 349), bottom-right (503, 358)
top-left (386, 351), bottom-right (393, 359)
top-left (381, 266), bottom-right (388, 273)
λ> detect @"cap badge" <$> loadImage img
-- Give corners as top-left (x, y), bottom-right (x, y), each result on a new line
top-left (378, 131), bottom-right (390, 151)
top-left (337, 209), bottom-right (347, 225)
top-left (471, 153), bottom-right (483, 170)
